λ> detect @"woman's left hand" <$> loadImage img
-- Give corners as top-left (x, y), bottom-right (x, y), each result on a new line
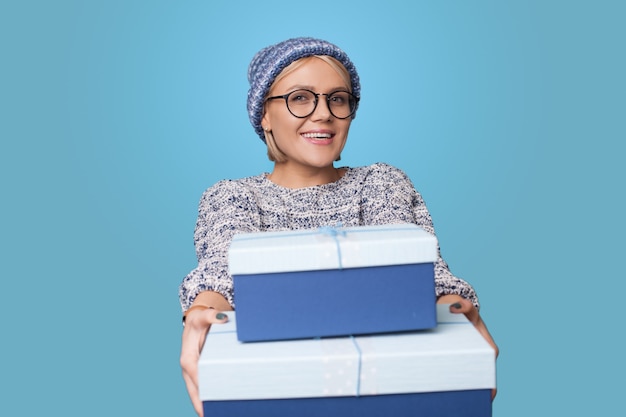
top-left (437, 294), bottom-right (499, 400)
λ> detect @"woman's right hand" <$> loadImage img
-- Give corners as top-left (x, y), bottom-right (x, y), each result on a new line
top-left (180, 306), bottom-right (229, 417)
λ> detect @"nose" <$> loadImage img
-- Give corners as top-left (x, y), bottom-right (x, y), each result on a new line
top-left (310, 95), bottom-right (332, 121)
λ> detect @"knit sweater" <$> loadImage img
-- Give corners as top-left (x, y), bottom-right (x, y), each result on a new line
top-left (179, 163), bottom-right (478, 311)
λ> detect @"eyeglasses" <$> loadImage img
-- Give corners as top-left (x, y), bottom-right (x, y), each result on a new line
top-left (266, 89), bottom-right (359, 119)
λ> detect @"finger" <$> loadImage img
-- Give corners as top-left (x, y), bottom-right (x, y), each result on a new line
top-left (448, 298), bottom-right (471, 313)
top-left (449, 300), bottom-right (499, 400)
top-left (193, 396), bottom-right (204, 417)
top-left (449, 298), bottom-right (479, 324)
top-left (180, 325), bottom-right (204, 402)
top-left (182, 371), bottom-right (204, 417)
top-left (180, 309), bottom-right (229, 417)
top-left (475, 321), bottom-right (499, 355)
top-left (181, 338), bottom-right (204, 416)
top-left (186, 308), bottom-right (230, 328)
top-left (208, 309), bottom-right (229, 324)
top-left (180, 323), bottom-right (201, 385)
top-left (450, 301), bottom-right (498, 356)
top-left (180, 343), bottom-right (199, 381)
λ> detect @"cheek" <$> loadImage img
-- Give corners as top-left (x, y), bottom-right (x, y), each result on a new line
top-left (264, 108), bottom-right (298, 133)
top-left (338, 121), bottom-right (352, 138)
top-left (273, 117), bottom-right (304, 137)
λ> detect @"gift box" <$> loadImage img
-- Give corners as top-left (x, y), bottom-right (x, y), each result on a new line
top-left (199, 305), bottom-right (496, 417)
top-left (229, 224), bottom-right (438, 342)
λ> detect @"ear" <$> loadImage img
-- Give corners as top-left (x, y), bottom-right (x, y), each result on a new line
top-left (261, 114), bottom-right (271, 132)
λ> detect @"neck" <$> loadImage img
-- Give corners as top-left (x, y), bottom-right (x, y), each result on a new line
top-left (267, 164), bottom-right (343, 188)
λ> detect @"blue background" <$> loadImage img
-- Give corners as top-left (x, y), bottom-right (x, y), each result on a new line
top-left (1, 0), bottom-right (624, 415)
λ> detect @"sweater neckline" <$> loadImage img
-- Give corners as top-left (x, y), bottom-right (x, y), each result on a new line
top-left (261, 167), bottom-right (352, 191)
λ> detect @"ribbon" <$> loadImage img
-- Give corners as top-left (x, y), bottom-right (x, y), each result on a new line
top-left (350, 335), bottom-right (363, 397)
top-left (318, 223), bottom-right (346, 269)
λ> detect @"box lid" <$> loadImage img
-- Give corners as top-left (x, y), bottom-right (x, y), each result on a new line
top-left (199, 328), bottom-right (361, 401)
top-left (228, 224), bottom-right (438, 275)
top-left (199, 305), bottom-right (496, 401)
top-left (357, 311), bottom-right (495, 395)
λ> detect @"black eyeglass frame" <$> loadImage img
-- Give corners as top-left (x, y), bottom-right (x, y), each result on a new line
top-left (265, 89), bottom-right (360, 119)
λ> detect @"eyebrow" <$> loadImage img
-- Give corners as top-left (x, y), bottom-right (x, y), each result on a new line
top-left (279, 84), bottom-right (351, 93)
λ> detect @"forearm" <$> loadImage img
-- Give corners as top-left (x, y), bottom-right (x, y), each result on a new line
top-left (180, 182), bottom-right (261, 311)
top-left (435, 274), bottom-right (480, 310)
top-left (179, 259), bottom-right (235, 311)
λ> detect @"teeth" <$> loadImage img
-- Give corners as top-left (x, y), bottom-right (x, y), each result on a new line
top-left (302, 133), bottom-right (331, 139)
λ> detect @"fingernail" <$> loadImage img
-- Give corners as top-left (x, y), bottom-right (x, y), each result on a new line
top-left (452, 302), bottom-right (462, 309)
top-left (216, 313), bottom-right (227, 320)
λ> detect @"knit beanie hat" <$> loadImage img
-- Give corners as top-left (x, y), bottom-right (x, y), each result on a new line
top-left (247, 37), bottom-right (361, 142)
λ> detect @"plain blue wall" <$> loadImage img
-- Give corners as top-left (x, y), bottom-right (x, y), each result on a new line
top-left (1, 1), bottom-right (624, 415)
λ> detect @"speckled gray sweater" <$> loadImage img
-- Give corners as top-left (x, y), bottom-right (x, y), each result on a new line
top-left (179, 163), bottom-right (478, 311)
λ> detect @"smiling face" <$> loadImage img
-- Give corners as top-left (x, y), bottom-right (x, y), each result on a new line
top-left (261, 56), bottom-right (353, 173)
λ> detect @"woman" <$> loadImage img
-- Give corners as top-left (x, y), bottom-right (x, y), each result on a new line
top-left (179, 37), bottom-right (498, 416)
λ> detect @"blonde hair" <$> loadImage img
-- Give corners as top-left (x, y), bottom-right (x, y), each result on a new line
top-left (264, 56), bottom-right (352, 162)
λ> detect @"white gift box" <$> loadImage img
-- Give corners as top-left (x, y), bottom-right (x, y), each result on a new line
top-left (199, 305), bottom-right (496, 417)
top-left (229, 224), bottom-right (439, 342)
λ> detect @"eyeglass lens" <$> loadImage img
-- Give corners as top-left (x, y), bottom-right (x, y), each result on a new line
top-left (286, 90), bottom-right (356, 119)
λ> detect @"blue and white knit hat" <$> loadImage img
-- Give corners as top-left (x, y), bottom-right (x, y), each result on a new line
top-left (247, 37), bottom-right (361, 142)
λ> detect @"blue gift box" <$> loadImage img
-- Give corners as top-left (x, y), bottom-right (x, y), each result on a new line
top-left (229, 224), bottom-right (439, 342)
top-left (199, 305), bottom-right (496, 417)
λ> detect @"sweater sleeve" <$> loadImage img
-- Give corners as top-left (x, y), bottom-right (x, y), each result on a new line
top-left (178, 180), bottom-right (261, 311)
top-left (361, 163), bottom-right (480, 309)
